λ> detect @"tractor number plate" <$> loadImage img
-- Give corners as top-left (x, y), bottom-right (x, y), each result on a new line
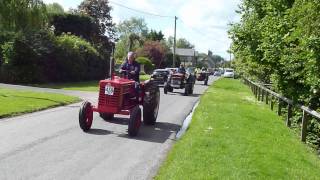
top-left (105, 84), bottom-right (114, 95)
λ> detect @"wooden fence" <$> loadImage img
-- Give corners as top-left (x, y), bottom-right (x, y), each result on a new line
top-left (243, 77), bottom-right (320, 142)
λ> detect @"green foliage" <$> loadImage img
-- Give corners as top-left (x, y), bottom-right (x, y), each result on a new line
top-left (136, 56), bottom-right (154, 69)
top-left (78, 0), bottom-right (115, 39)
top-left (116, 17), bottom-right (148, 38)
top-left (0, 88), bottom-right (79, 118)
top-left (0, 31), bottom-right (106, 83)
top-left (0, 0), bottom-right (47, 32)
top-left (50, 13), bottom-right (99, 42)
top-left (55, 34), bottom-right (106, 81)
top-left (1, 41), bottom-right (14, 64)
top-left (229, 0), bottom-right (320, 148)
top-left (115, 17), bottom-right (148, 60)
top-left (137, 40), bottom-right (166, 69)
top-left (176, 38), bottom-right (194, 49)
top-left (46, 3), bottom-right (64, 15)
top-left (166, 36), bottom-right (194, 49)
top-left (146, 29), bottom-right (164, 41)
top-left (157, 79), bottom-right (320, 179)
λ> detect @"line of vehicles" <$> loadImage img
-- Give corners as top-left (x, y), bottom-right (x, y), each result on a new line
top-left (150, 67), bottom-right (235, 89)
top-left (78, 63), bottom-right (234, 137)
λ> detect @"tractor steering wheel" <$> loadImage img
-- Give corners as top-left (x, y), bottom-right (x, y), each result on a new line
top-left (120, 69), bottom-right (129, 78)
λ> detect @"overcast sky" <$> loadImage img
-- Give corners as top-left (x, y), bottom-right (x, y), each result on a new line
top-left (43, 0), bottom-right (241, 59)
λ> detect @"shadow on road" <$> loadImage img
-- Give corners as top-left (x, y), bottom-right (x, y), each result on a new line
top-left (87, 128), bottom-right (112, 135)
top-left (87, 117), bottom-right (181, 143)
top-left (164, 92), bottom-right (201, 97)
top-left (125, 122), bottom-right (181, 143)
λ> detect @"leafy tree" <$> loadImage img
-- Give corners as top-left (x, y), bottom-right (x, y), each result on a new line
top-left (177, 38), bottom-right (194, 49)
top-left (46, 3), bottom-right (64, 15)
top-left (137, 40), bottom-right (166, 68)
top-left (146, 30), bottom-right (164, 41)
top-left (50, 13), bottom-right (99, 42)
top-left (116, 17), bottom-right (148, 38)
top-left (229, 0), bottom-right (320, 148)
top-left (0, 0), bottom-right (47, 32)
top-left (78, 0), bottom-right (115, 40)
top-left (115, 17), bottom-right (148, 61)
top-left (166, 36), bottom-right (194, 49)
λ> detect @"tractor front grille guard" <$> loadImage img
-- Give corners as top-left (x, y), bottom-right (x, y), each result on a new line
top-left (98, 86), bottom-right (121, 107)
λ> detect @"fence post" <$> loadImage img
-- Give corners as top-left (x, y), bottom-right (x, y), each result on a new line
top-left (286, 104), bottom-right (292, 127)
top-left (301, 110), bottom-right (309, 142)
top-left (261, 89), bottom-right (265, 102)
top-left (257, 87), bottom-right (261, 101)
top-left (270, 96), bottom-right (274, 110)
top-left (266, 92), bottom-right (269, 104)
top-left (277, 98), bottom-right (282, 116)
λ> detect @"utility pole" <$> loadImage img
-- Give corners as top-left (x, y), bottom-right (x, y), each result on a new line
top-left (173, 16), bottom-right (177, 67)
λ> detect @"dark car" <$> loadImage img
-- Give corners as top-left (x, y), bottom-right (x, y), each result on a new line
top-left (151, 69), bottom-right (170, 85)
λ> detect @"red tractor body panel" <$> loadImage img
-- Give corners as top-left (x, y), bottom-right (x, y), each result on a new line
top-left (92, 76), bottom-right (144, 115)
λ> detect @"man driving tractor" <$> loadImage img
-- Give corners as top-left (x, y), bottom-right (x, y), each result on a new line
top-left (120, 51), bottom-right (140, 82)
top-left (178, 64), bottom-right (186, 74)
top-left (120, 51), bottom-right (141, 102)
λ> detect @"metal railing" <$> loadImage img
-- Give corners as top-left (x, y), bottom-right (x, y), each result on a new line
top-left (243, 77), bottom-right (320, 142)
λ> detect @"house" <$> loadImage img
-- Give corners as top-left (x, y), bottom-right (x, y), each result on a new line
top-left (172, 48), bottom-right (198, 67)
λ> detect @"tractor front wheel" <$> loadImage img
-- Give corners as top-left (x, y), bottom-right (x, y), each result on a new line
top-left (143, 83), bottom-right (160, 125)
top-left (79, 101), bottom-right (93, 132)
top-left (128, 106), bottom-right (142, 137)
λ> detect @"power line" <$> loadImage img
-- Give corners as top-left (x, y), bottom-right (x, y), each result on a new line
top-left (109, 1), bottom-right (174, 18)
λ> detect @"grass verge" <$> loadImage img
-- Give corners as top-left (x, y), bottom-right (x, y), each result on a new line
top-left (34, 75), bottom-right (151, 92)
top-left (0, 88), bottom-right (80, 118)
top-left (156, 78), bottom-right (320, 179)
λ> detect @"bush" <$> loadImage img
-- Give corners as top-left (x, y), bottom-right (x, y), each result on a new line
top-left (0, 31), bottom-right (108, 83)
top-left (136, 56), bottom-right (154, 73)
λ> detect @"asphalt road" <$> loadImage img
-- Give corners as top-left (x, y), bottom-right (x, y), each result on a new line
top-left (0, 76), bottom-right (218, 180)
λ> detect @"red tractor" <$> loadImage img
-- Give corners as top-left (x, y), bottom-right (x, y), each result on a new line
top-left (78, 65), bottom-right (160, 137)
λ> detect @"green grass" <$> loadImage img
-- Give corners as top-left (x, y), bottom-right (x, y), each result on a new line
top-left (156, 79), bottom-right (320, 180)
top-left (36, 81), bottom-right (100, 92)
top-left (140, 74), bottom-right (151, 81)
top-left (35, 75), bottom-right (151, 92)
top-left (0, 88), bottom-right (80, 118)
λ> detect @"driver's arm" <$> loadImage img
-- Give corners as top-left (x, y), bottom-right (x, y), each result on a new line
top-left (120, 62), bottom-right (127, 73)
top-left (130, 63), bottom-right (140, 75)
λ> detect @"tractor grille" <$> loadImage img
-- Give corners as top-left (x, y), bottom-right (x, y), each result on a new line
top-left (98, 86), bottom-right (121, 107)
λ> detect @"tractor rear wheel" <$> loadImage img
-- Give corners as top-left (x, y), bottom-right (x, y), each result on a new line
top-left (99, 113), bottom-right (114, 121)
top-left (128, 106), bottom-right (141, 137)
top-left (143, 83), bottom-right (160, 125)
top-left (79, 101), bottom-right (93, 132)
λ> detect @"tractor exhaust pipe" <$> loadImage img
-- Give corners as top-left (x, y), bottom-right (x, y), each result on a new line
top-left (109, 43), bottom-right (115, 80)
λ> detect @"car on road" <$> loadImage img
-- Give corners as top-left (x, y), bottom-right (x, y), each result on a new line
top-left (213, 71), bottom-right (221, 76)
top-left (165, 67), bottom-right (179, 74)
top-left (223, 68), bottom-right (235, 78)
top-left (151, 69), bottom-right (170, 86)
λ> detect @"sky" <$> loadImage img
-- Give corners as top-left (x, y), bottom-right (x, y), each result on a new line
top-left (43, 0), bottom-right (241, 59)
